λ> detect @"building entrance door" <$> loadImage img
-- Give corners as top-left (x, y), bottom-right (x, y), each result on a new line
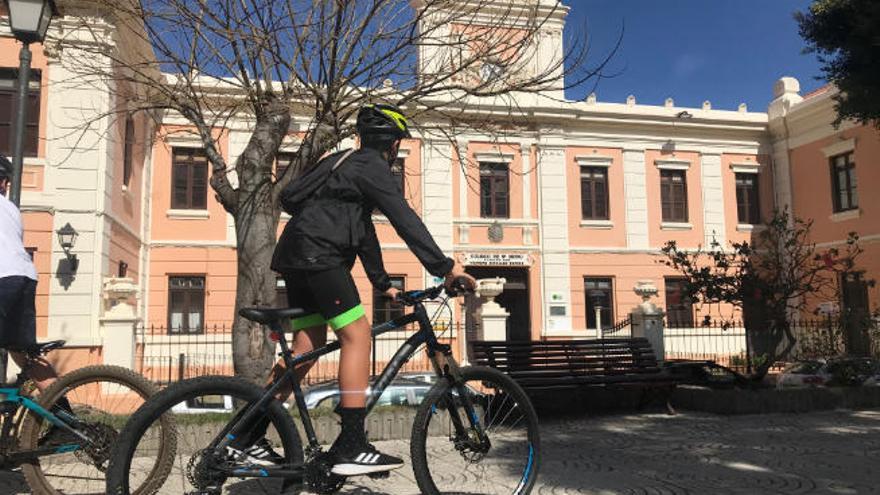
top-left (466, 267), bottom-right (531, 342)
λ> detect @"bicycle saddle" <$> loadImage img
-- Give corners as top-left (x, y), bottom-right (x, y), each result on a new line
top-left (6, 340), bottom-right (67, 357)
top-left (239, 307), bottom-right (307, 325)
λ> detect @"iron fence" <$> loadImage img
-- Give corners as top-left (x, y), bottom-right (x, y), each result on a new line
top-left (135, 322), bottom-right (461, 387)
top-left (663, 319), bottom-right (748, 369)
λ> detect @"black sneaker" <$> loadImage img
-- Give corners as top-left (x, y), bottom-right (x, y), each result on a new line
top-left (232, 438), bottom-right (285, 467)
top-left (331, 443), bottom-right (404, 476)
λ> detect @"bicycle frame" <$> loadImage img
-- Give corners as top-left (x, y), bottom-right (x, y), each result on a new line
top-left (0, 386), bottom-right (91, 464)
top-left (213, 296), bottom-right (483, 479)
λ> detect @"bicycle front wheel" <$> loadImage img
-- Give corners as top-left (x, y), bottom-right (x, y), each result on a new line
top-left (411, 366), bottom-right (540, 495)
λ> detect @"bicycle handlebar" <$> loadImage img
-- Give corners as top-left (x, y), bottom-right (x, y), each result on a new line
top-left (397, 277), bottom-right (474, 306)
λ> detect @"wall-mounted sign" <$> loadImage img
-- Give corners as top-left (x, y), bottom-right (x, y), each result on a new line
top-left (463, 252), bottom-right (531, 267)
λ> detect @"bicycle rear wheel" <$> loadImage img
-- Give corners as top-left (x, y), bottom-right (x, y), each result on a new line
top-left (411, 366), bottom-right (540, 495)
top-left (18, 365), bottom-right (171, 495)
top-left (105, 375), bottom-right (303, 495)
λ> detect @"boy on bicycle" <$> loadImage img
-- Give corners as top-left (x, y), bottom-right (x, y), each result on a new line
top-left (233, 105), bottom-right (475, 476)
top-left (0, 154), bottom-right (63, 394)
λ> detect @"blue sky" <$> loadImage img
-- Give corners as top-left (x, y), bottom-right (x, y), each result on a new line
top-left (563, 0), bottom-right (825, 111)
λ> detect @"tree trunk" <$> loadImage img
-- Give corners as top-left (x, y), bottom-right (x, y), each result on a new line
top-left (229, 97), bottom-right (291, 385)
top-left (232, 204), bottom-right (281, 384)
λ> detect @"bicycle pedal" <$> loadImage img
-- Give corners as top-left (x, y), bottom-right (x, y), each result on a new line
top-left (367, 471), bottom-right (390, 480)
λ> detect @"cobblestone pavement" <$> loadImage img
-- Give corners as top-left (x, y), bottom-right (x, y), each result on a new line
top-left (2, 409), bottom-right (879, 494)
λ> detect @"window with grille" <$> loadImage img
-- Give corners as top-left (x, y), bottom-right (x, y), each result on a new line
top-left (735, 173), bottom-right (760, 224)
top-left (373, 277), bottom-right (405, 324)
top-left (171, 148), bottom-right (208, 209)
top-left (584, 277), bottom-right (614, 330)
top-left (580, 166), bottom-right (609, 220)
top-left (479, 162), bottom-right (509, 218)
top-left (0, 68), bottom-right (41, 157)
top-left (168, 276), bottom-right (206, 334)
top-left (660, 169), bottom-right (688, 222)
top-left (830, 153), bottom-right (858, 213)
top-left (665, 277), bottom-right (694, 327)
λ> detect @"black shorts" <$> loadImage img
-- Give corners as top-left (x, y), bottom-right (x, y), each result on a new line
top-left (282, 267), bottom-right (364, 331)
top-left (0, 276), bottom-right (38, 350)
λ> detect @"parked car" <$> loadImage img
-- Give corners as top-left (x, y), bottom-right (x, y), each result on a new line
top-left (776, 360), bottom-right (829, 388)
top-left (302, 375), bottom-right (486, 411)
top-left (171, 394), bottom-right (234, 414)
top-left (302, 377), bottom-right (434, 410)
top-left (398, 371), bottom-right (440, 385)
top-left (824, 357), bottom-right (879, 387)
top-left (777, 358), bottom-right (880, 388)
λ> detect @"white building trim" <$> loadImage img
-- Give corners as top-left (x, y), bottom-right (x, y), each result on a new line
top-left (700, 153), bottom-right (726, 246)
top-left (730, 161), bottom-right (761, 174)
top-left (575, 155), bottom-right (613, 167)
top-left (622, 149), bottom-right (649, 249)
top-left (654, 159), bottom-right (691, 170)
top-left (821, 138), bottom-right (856, 158)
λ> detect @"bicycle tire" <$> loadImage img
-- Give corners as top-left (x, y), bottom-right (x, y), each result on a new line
top-left (18, 364), bottom-right (171, 495)
top-left (105, 375), bottom-right (304, 495)
top-left (410, 366), bottom-right (541, 495)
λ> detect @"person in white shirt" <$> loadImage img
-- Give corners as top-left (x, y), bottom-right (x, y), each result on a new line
top-left (0, 154), bottom-right (59, 392)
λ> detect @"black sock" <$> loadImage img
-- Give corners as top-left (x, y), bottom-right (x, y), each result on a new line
top-left (334, 407), bottom-right (367, 453)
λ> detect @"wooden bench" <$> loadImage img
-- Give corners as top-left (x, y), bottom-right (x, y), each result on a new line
top-left (470, 338), bottom-right (680, 412)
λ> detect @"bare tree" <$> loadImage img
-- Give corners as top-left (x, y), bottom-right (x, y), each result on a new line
top-left (54, 0), bottom-right (615, 383)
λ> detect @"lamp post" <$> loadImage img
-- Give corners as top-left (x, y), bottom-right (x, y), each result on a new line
top-left (1, 0), bottom-right (56, 382)
top-left (3, 0), bottom-right (57, 207)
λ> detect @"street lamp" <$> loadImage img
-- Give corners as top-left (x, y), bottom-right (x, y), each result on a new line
top-left (2, 0), bottom-right (57, 207)
top-left (56, 221), bottom-right (79, 272)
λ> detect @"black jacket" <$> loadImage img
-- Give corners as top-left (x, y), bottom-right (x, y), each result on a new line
top-left (271, 148), bottom-right (454, 289)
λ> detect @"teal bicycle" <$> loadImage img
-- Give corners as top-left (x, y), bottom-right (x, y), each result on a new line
top-left (0, 340), bottom-right (173, 495)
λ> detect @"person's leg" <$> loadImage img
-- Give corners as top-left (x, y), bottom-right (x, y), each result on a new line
top-left (335, 317), bottom-right (372, 408)
top-left (265, 324), bottom-right (328, 400)
top-left (306, 268), bottom-right (403, 474)
top-left (1, 277), bottom-right (56, 391)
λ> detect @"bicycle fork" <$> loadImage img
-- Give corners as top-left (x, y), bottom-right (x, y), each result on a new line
top-left (429, 348), bottom-right (491, 453)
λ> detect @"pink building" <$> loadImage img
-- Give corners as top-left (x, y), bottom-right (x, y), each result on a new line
top-left (1, 4), bottom-right (877, 375)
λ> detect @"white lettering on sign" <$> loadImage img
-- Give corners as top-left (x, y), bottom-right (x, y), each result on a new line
top-left (463, 253), bottom-right (531, 267)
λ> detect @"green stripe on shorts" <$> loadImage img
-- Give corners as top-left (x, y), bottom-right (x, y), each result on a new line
top-left (327, 304), bottom-right (366, 331)
top-left (291, 313), bottom-right (326, 331)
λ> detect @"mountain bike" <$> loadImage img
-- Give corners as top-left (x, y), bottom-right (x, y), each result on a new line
top-left (0, 340), bottom-right (174, 494)
top-left (106, 283), bottom-right (541, 494)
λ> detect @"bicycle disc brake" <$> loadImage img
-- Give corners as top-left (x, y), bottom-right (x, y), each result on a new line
top-left (305, 450), bottom-right (346, 494)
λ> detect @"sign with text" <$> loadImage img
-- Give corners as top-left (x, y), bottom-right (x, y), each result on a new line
top-left (463, 252), bottom-right (531, 267)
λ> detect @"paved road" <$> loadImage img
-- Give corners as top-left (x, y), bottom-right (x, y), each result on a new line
top-left (3, 409), bottom-right (879, 494)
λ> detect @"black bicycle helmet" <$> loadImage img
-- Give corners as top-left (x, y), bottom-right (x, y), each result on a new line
top-left (0, 154), bottom-right (11, 180)
top-left (356, 104), bottom-right (412, 140)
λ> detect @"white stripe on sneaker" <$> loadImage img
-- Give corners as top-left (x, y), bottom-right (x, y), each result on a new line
top-left (367, 453), bottom-right (379, 463)
top-left (355, 453), bottom-right (367, 462)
